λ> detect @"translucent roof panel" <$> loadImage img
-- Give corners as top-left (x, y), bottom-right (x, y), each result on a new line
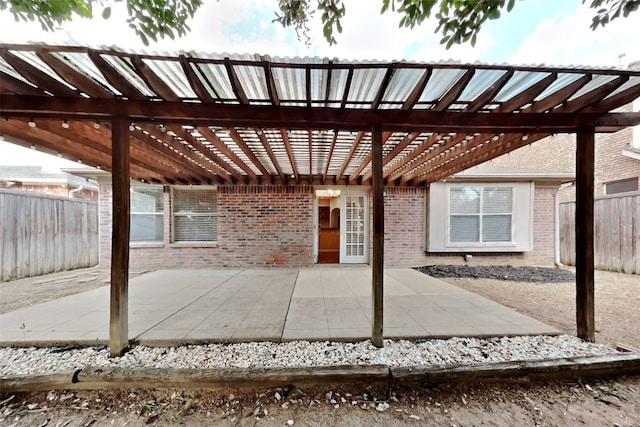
top-left (101, 55), bottom-right (155, 97)
top-left (144, 59), bottom-right (196, 99)
top-left (380, 68), bottom-right (428, 107)
top-left (418, 68), bottom-right (466, 103)
top-left (234, 65), bottom-right (269, 102)
top-left (193, 63), bottom-right (235, 100)
top-left (347, 68), bottom-right (387, 103)
top-left (272, 66), bottom-right (306, 104)
top-left (458, 69), bottom-right (509, 102)
top-left (494, 71), bottom-right (550, 103)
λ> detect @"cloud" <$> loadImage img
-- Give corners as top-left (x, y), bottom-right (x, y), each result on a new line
top-left (509, 3), bottom-right (640, 68)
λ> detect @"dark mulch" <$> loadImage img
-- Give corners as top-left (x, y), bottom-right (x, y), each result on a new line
top-left (414, 265), bottom-right (576, 283)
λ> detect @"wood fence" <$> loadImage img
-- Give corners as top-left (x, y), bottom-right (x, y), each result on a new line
top-left (560, 191), bottom-right (640, 274)
top-left (0, 188), bottom-right (99, 281)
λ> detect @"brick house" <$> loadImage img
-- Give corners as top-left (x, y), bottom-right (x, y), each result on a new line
top-left (488, 63), bottom-right (640, 201)
top-left (70, 165), bottom-right (571, 270)
top-left (0, 165), bottom-right (98, 200)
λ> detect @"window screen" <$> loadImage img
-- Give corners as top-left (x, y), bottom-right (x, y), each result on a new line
top-left (172, 187), bottom-right (217, 243)
top-left (449, 186), bottom-right (513, 243)
top-left (130, 186), bottom-right (164, 243)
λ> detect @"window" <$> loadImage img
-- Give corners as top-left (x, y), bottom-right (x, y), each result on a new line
top-left (605, 178), bottom-right (638, 195)
top-left (172, 186), bottom-right (217, 243)
top-left (426, 182), bottom-right (533, 252)
top-left (130, 186), bottom-right (164, 243)
top-left (449, 186), bottom-right (513, 244)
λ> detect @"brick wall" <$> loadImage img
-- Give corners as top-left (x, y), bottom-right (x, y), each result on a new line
top-left (99, 185), bottom-right (314, 270)
top-left (98, 183), bottom-right (558, 269)
top-left (489, 104), bottom-right (640, 202)
top-left (380, 187), bottom-right (427, 266)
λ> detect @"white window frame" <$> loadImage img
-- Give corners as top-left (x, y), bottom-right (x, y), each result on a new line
top-left (426, 181), bottom-right (534, 252)
top-left (130, 185), bottom-right (164, 244)
top-left (171, 185), bottom-right (218, 244)
top-left (447, 185), bottom-right (514, 246)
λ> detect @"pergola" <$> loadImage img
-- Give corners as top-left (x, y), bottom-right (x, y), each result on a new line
top-left (1, 44), bottom-right (639, 356)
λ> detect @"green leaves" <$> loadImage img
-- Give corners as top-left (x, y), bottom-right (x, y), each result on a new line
top-left (0, 0), bottom-right (203, 46)
top-left (584, 0), bottom-right (640, 30)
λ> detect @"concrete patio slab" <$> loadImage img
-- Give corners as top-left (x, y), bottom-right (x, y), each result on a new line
top-left (0, 267), bottom-right (559, 347)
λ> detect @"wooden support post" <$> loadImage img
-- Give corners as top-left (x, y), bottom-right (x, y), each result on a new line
top-left (576, 127), bottom-right (595, 342)
top-left (371, 123), bottom-right (384, 348)
top-left (110, 116), bottom-right (131, 356)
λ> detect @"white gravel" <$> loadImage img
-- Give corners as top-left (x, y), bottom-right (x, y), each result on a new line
top-left (0, 335), bottom-right (618, 377)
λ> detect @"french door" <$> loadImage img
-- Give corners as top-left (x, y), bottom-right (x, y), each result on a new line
top-left (340, 193), bottom-right (368, 263)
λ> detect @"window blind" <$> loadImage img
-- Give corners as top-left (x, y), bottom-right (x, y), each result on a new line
top-left (172, 187), bottom-right (217, 243)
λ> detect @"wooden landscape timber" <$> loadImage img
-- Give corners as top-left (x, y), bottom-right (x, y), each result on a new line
top-left (2, 354), bottom-right (639, 393)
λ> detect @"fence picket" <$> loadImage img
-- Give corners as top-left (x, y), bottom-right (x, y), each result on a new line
top-left (0, 189), bottom-right (98, 281)
top-left (560, 191), bottom-right (639, 274)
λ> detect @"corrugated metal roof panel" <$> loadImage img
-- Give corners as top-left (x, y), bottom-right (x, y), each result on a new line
top-left (494, 70), bottom-right (550, 103)
top-left (419, 68), bottom-right (466, 103)
top-left (144, 58), bottom-right (196, 99)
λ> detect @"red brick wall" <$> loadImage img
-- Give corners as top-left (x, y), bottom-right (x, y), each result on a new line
top-left (380, 187), bottom-right (427, 266)
top-left (98, 183), bottom-right (558, 269)
top-left (99, 185), bottom-right (314, 270)
top-left (532, 186), bottom-right (557, 262)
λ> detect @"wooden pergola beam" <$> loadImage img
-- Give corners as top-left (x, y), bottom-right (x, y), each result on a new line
top-left (336, 131), bottom-right (364, 182)
top-left (197, 126), bottom-right (258, 180)
top-left (257, 132), bottom-right (287, 184)
top-left (88, 51), bottom-right (147, 100)
top-left (228, 128), bottom-right (273, 182)
top-left (576, 128), bottom-right (595, 342)
top-left (3, 95), bottom-right (639, 132)
top-left (383, 133), bottom-right (449, 182)
top-left (322, 132), bottom-right (339, 184)
top-left (422, 132), bottom-right (550, 183)
top-left (308, 130), bottom-right (313, 184)
top-left (132, 56), bottom-right (180, 101)
top-left (133, 125), bottom-right (216, 184)
top-left (463, 69), bottom-right (513, 112)
top-left (281, 129), bottom-right (298, 183)
top-left (401, 68), bottom-right (432, 110)
top-left (349, 131), bottom-right (393, 183)
top-left (179, 56), bottom-right (215, 103)
top-left (361, 132), bottom-right (422, 183)
top-left (224, 58), bottom-right (249, 105)
top-left (110, 115), bottom-right (130, 357)
top-left (0, 48), bottom-right (79, 97)
top-left (167, 125), bottom-right (240, 183)
top-left (35, 48), bottom-right (114, 98)
top-left (371, 122), bottom-right (384, 348)
top-left (0, 118), bottom-right (175, 182)
top-left (0, 71), bottom-right (47, 96)
top-left (433, 67), bottom-right (475, 111)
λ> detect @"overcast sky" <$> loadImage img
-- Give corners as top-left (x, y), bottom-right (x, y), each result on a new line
top-left (1, 0), bottom-right (639, 167)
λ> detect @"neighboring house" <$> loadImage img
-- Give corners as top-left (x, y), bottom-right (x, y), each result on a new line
top-left (70, 165), bottom-right (571, 270)
top-left (488, 63), bottom-right (640, 200)
top-left (0, 165), bottom-right (98, 201)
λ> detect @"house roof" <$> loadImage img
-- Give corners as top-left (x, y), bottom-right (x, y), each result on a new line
top-left (0, 44), bottom-right (639, 186)
top-left (446, 164), bottom-right (574, 183)
top-left (0, 165), bottom-right (98, 189)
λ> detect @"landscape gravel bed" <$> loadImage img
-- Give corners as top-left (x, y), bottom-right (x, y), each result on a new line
top-left (415, 265), bottom-right (576, 282)
top-left (0, 335), bottom-right (617, 377)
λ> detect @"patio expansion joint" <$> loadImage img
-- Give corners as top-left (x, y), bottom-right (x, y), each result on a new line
top-left (132, 270), bottom-right (244, 341)
top-left (278, 269), bottom-right (300, 342)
